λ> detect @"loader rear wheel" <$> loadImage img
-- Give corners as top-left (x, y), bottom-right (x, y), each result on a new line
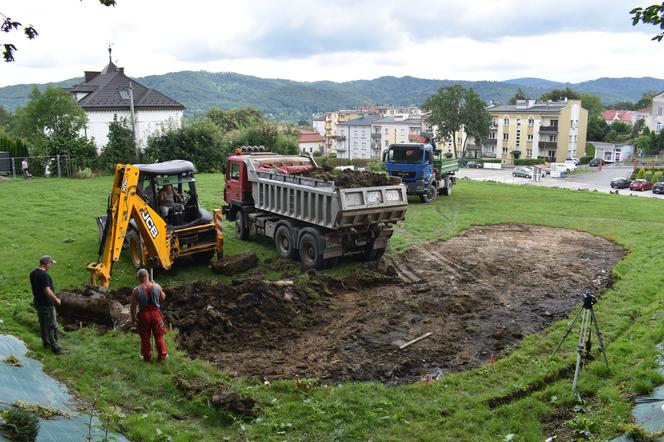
top-left (275, 225), bottom-right (296, 259)
top-left (236, 211), bottom-right (249, 240)
top-left (299, 232), bottom-right (324, 269)
top-left (127, 230), bottom-right (145, 269)
top-left (419, 184), bottom-right (437, 203)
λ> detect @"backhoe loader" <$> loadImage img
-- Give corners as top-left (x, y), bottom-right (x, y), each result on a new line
top-left (87, 160), bottom-right (223, 287)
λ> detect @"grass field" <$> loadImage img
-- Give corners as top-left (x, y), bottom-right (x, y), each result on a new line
top-left (1, 175), bottom-right (664, 441)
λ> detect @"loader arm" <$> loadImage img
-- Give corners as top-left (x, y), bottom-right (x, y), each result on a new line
top-left (87, 164), bottom-right (174, 287)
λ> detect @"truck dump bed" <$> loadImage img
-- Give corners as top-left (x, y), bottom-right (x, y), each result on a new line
top-left (249, 165), bottom-right (408, 230)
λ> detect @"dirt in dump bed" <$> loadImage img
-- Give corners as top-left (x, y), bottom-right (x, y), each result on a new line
top-left (307, 167), bottom-right (399, 188)
top-left (104, 224), bottom-right (623, 384)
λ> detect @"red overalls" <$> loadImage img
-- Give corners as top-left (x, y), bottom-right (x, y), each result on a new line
top-left (136, 283), bottom-right (168, 361)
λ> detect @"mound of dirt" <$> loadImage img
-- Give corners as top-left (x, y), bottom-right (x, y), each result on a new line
top-left (64, 224), bottom-right (624, 384)
top-left (307, 168), bottom-right (399, 188)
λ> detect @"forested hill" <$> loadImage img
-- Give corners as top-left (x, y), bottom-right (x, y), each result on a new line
top-left (1, 72), bottom-right (663, 122)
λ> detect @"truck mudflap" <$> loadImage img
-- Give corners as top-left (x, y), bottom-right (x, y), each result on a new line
top-left (321, 224), bottom-right (394, 259)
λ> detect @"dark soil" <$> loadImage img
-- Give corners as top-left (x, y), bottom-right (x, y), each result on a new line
top-left (71, 224), bottom-right (625, 384)
top-left (307, 167), bottom-right (399, 188)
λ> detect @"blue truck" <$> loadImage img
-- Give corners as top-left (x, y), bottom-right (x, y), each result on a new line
top-left (384, 143), bottom-right (459, 203)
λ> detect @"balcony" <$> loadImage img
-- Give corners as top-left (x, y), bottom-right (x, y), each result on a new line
top-left (484, 139), bottom-right (497, 146)
top-left (332, 135), bottom-right (346, 141)
top-left (539, 141), bottom-right (557, 149)
top-left (539, 125), bottom-right (558, 133)
top-left (371, 132), bottom-right (381, 139)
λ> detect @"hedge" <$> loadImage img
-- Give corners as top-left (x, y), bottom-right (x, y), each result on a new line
top-left (579, 156), bottom-right (593, 165)
top-left (514, 158), bottom-right (545, 165)
top-left (480, 159), bottom-right (502, 164)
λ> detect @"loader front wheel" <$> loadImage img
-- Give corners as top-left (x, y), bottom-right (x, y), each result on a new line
top-left (127, 230), bottom-right (145, 269)
top-left (419, 184), bottom-right (437, 203)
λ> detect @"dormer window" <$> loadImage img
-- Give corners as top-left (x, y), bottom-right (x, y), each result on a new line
top-left (119, 90), bottom-right (130, 100)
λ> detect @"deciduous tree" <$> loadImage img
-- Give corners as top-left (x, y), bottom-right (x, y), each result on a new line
top-left (508, 88), bottom-right (528, 105)
top-left (631, 3), bottom-right (664, 41)
top-left (539, 87), bottom-right (581, 101)
top-left (422, 85), bottom-right (491, 159)
top-left (100, 115), bottom-right (136, 170)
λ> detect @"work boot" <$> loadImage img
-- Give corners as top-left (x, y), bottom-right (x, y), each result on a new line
top-left (51, 346), bottom-right (63, 355)
top-left (42, 342), bottom-right (51, 349)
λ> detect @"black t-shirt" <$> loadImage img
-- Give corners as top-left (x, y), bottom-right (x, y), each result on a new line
top-left (29, 268), bottom-right (54, 306)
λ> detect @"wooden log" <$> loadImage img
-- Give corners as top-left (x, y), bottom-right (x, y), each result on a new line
top-left (210, 252), bottom-right (258, 276)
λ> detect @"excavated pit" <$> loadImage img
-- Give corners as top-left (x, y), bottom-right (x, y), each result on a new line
top-left (65, 224), bottom-right (625, 384)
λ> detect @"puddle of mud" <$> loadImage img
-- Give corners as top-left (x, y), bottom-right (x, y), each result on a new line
top-left (65, 224), bottom-right (625, 384)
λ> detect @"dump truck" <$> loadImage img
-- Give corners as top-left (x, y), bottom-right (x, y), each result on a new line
top-left (87, 160), bottom-right (223, 287)
top-left (222, 150), bottom-right (408, 268)
top-left (385, 143), bottom-right (459, 203)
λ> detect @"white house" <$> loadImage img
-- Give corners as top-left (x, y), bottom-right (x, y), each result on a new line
top-left (649, 91), bottom-right (664, 134)
top-left (591, 142), bottom-right (634, 163)
top-left (297, 130), bottom-right (326, 155)
top-left (67, 51), bottom-right (184, 151)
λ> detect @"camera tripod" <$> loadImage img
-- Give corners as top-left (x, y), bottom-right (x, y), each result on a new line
top-left (552, 293), bottom-right (608, 394)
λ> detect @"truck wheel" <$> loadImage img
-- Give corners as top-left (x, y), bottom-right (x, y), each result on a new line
top-left (299, 232), bottom-right (324, 269)
top-left (127, 230), bottom-right (145, 269)
top-left (235, 211), bottom-right (249, 240)
top-left (274, 225), bottom-right (296, 259)
top-left (419, 185), bottom-right (437, 203)
top-left (361, 247), bottom-right (386, 261)
top-left (441, 179), bottom-right (453, 196)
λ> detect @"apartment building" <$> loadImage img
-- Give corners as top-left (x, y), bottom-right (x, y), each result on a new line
top-left (648, 91), bottom-right (664, 134)
top-left (485, 99), bottom-right (588, 163)
top-left (372, 115), bottom-right (423, 158)
top-left (334, 115), bottom-right (380, 160)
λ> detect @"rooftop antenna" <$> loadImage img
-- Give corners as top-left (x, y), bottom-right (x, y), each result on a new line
top-left (108, 43), bottom-right (113, 63)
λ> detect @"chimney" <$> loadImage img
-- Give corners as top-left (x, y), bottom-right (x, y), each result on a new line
top-left (84, 71), bottom-right (100, 82)
top-left (117, 67), bottom-right (124, 74)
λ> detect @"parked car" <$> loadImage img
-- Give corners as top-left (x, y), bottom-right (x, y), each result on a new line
top-left (653, 182), bottom-right (664, 194)
top-left (629, 179), bottom-right (653, 191)
top-left (512, 166), bottom-right (533, 179)
top-left (563, 161), bottom-right (577, 172)
top-left (566, 157), bottom-right (580, 165)
top-left (610, 177), bottom-right (631, 189)
top-left (466, 161), bottom-right (482, 169)
top-left (588, 158), bottom-right (605, 167)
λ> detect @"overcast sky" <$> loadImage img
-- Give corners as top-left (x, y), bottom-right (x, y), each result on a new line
top-left (0, 0), bottom-right (661, 87)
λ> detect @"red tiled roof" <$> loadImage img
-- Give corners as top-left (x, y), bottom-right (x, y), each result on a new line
top-left (602, 110), bottom-right (632, 122)
top-left (298, 132), bottom-right (326, 143)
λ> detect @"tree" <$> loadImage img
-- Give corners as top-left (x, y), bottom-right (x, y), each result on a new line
top-left (539, 87), bottom-right (581, 101)
top-left (99, 115), bottom-right (136, 170)
top-left (144, 119), bottom-right (226, 172)
top-left (579, 94), bottom-right (604, 119)
top-left (232, 123), bottom-right (299, 155)
top-left (422, 85), bottom-right (492, 159)
top-left (508, 88), bottom-right (528, 105)
top-left (631, 3), bottom-right (664, 41)
top-left (1, 1), bottom-right (115, 62)
top-left (0, 105), bottom-right (11, 128)
top-left (11, 86), bottom-right (97, 167)
top-left (206, 107), bottom-right (263, 133)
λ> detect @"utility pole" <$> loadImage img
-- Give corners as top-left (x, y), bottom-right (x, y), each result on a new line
top-left (128, 81), bottom-right (137, 158)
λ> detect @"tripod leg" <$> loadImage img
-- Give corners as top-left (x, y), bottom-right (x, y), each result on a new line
top-left (553, 306), bottom-right (584, 355)
top-left (572, 310), bottom-right (590, 394)
top-left (590, 308), bottom-right (609, 368)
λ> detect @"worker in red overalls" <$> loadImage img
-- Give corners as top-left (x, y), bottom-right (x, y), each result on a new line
top-left (130, 269), bottom-right (168, 361)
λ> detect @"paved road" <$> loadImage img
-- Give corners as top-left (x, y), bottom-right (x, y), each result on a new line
top-left (457, 165), bottom-right (664, 200)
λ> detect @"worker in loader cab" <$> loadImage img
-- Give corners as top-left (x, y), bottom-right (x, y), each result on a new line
top-left (130, 269), bottom-right (168, 362)
top-left (158, 179), bottom-right (183, 217)
top-left (29, 256), bottom-right (62, 354)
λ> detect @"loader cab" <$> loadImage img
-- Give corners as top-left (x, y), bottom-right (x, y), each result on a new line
top-left (135, 160), bottom-right (212, 228)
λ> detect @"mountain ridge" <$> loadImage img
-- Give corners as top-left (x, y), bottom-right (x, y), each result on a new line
top-left (1, 72), bottom-right (662, 122)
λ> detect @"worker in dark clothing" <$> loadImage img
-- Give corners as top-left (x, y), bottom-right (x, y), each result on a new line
top-left (29, 256), bottom-right (62, 354)
top-left (130, 269), bottom-right (168, 362)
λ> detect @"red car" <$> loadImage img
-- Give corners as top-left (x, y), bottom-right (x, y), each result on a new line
top-left (629, 179), bottom-right (653, 191)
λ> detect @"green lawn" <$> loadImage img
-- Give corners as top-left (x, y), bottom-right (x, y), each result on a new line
top-left (1, 175), bottom-right (664, 441)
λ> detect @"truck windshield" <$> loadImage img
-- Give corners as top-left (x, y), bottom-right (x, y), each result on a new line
top-left (388, 147), bottom-right (422, 164)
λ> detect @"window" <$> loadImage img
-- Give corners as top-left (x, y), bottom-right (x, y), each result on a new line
top-left (457, 137), bottom-right (463, 145)
top-left (503, 133), bottom-right (509, 140)
top-left (401, 129), bottom-right (405, 135)
top-left (502, 147), bottom-right (508, 154)
top-left (353, 142), bottom-right (358, 148)
top-left (489, 131), bottom-right (496, 139)
top-left (228, 162), bottom-right (240, 181)
top-left (658, 107), bottom-right (663, 116)
top-left (548, 150), bottom-right (556, 158)
top-left (503, 118), bottom-right (509, 126)
top-left (492, 118), bottom-right (498, 126)
top-left (551, 119), bottom-right (558, 127)
top-left (528, 119), bottom-right (534, 126)
top-left (384, 140), bottom-right (389, 147)
top-left (527, 149), bottom-right (532, 157)
top-left (516, 119), bottom-right (521, 127)
top-left (657, 122), bottom-right (661, 132)
top-left (550, 135), bottom-right (557, 142)
top-left (384, 128), bottom-right (388, 135)
top-left (527, 134), bottom-right (533, 141)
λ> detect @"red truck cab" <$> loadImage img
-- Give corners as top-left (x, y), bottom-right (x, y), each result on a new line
top-left (224, 155), bottom-right (252, 206)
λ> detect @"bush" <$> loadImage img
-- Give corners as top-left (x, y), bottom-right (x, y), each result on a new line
top-left (636, 168), bottom-right (647, 179)
top-left (2, 407), bottom-right (39, 442)
top-left (73, 167), bottom-right (94, 179)
top-left (99, 116), bottom-right (136, 171)
top-left (652, 171), bottom-right (662, 183)
top-left (579, 156), bottom-right (593, 165)
top-left (328, 153), bottom-right (337, 159)
top-left (514, 158), bottom-right (545, 165)
top-left (312, 151), bottom-right (322, 157)
top-left (144, 119), bottom-right (227, 172)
